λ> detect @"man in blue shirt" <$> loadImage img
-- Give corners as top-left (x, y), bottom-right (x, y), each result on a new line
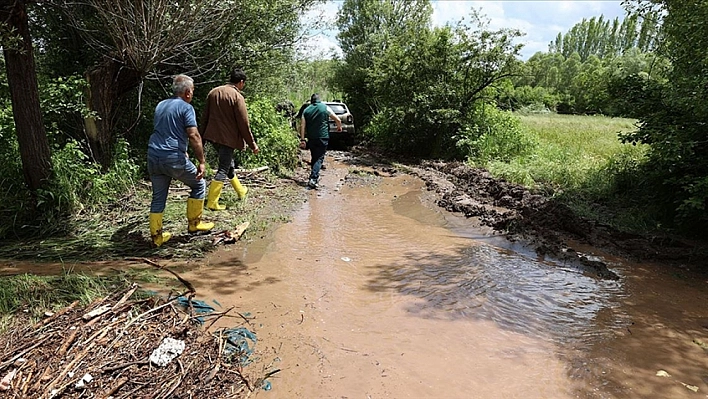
top-left (147, 74), bottom-right (214, 246)
top-left (299, 93), bottom-right (341, 189)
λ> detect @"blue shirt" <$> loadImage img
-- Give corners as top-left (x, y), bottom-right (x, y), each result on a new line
top-left (148, 97), bottom-right (197, 157)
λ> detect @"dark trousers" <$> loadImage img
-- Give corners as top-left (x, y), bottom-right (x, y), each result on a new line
top-left (309, 138), bottom-right (328, 182)
top-left (213, 143), bottom-right (236, 182)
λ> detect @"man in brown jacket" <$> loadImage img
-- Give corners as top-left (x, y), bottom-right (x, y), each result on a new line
top-left (201, 68), bottom-right (259, 210)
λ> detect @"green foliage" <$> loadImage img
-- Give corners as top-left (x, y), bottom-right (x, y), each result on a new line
top-left (38, 139), bottom-right (139, 216)
top-left (456, 106), bottom-right (537, 164)
top-left (0, 271), bottom-right (133, 319)
top-left (29, 0), bottom-right (319, 168)
top-left (284, 59), bottom-right (343, 105)
top-left (39, 75), bottom-right (96, 145)
top-left (496, 81), bottom-right (560, 112)
top-left (509, 10), bottom-right (669, 117)
top-left (487, 114), bottom-right (641, 190)
top-left (335, 0), bottom-right (433, 127)
top-left (618, 0), bottom-right (708, 232)
top-left (549, 13), bottom-right (662, 61)
top-left (336, 1), bottom-right (523, 158)
top-left (0, 102), bottom-right (21, 178)
top-left (482, 113), bottom-right (663, 232)
top-left (234, 97), bottom-right (299, 174)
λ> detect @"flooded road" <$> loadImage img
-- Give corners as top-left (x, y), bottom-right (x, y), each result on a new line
top-left (180, 156), bottom-right (708, 399)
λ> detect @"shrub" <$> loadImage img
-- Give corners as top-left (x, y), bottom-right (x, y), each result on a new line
top-left (456, 106), bottom-right (537, 164)
top-left (233, 97), bottom-right (299, 175)
top-left (38, 139), bottom-right (139, 215)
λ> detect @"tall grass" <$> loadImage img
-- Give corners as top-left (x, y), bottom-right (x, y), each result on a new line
top-left (486, 114), bottom-right (640, 190)
top-left (0, 271), bottom-right (136, 331)
top-left (476, 113), bottom-right (655, 232)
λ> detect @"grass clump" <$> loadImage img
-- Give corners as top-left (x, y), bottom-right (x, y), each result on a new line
top-left (473, 113), bottom-right (656, 233)
top-left (0, 271), bottom-right (139, 331)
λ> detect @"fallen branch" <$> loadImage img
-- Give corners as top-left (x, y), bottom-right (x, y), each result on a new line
top-left (125, 257), bottom-right (196, 293)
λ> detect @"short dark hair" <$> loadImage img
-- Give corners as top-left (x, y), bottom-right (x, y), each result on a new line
top-left (310, 93), bottom-right (320, 103)
top-left (230, 68), bottom-right (247, 84)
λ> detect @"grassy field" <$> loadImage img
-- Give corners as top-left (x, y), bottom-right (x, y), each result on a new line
top-left (482, 113), bottom-right (655, 232)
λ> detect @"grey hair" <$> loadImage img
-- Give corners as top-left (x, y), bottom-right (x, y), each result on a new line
top-left (172, 74), bottom-right (194, 95)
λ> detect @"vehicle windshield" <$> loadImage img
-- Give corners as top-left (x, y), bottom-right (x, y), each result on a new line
top-left (328, 104), bottom-right (347, 115)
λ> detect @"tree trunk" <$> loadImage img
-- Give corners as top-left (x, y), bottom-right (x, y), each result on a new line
top-left (1, 0), bottom-right (53, 192)
top-left (84, 59), bottom-right (141, 169)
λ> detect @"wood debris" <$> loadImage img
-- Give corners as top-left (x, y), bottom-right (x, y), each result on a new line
top-left (0, 284), bottom-right (260, 398)
top-left (211, 222), bottom-right (250, 246)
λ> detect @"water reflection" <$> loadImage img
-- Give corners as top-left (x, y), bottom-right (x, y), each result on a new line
top-left (380, 191), bottom-right (628, 349)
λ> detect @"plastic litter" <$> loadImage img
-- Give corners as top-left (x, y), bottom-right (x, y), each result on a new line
top-left (223, 327), bottom-right (257, 364)
top-left (74, 373), bottom-right (94, 389)
top-left (0, 369), bottom-right (17, 391)
top-left (149, 337), bottom-right (185, 367)
top-left (176, 297), bottom-right (215, 324)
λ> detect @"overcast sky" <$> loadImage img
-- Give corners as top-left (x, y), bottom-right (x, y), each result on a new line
top-left (301, 0), bottom-right (628, 59)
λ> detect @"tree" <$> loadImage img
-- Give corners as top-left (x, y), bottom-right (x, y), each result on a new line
top-left (619, 0), bottom-right (708, 231)
top-left (335, 0), bottom-right (433, 126)
top-left (39, 0), bottom-right (317, 168)
top-left (0, 0), bottom-right (52, 193)
top-left (549, 12), bottom-right (661, 61)
top-left (336, 1), bottom-right (523, 157)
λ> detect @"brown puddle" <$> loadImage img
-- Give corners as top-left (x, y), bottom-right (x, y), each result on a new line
top-left (4, 155), bottom-right (708, 398)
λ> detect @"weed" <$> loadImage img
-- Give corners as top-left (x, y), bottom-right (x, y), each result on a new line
top-left (0, 271), bottom-right (132, 319)
top-left (477, 113), bottom-right (663, 234)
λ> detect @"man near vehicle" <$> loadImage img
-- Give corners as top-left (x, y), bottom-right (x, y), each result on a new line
top-left (147, 74), bottom-right (214, 247)
top-left (294, 99), bottom-right (324, 170)
top-left (299, 93), bottom-right (341, 189)
top-left (201, 68), bottom-right (260, 211)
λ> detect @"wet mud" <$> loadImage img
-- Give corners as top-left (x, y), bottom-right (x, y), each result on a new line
top-left (178, 151), bottom-right (708, 398)
top-left (406, 159), bottom-right (708, 280)
top-left (3, 150), bottom-right (708, 398)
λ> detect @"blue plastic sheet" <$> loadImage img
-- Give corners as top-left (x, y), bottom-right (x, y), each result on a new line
top-left (174, 297), bottom-right (265, 386)
top-left (223, 327), bottom-right (257, 365)
top-left (176, 297), bottom-right (216, 324)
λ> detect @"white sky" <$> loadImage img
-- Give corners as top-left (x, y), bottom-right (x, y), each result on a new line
top-left (300, 0), bottom-right (627, 59)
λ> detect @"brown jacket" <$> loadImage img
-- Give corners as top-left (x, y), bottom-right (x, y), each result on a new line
top-left (201, 84), bottom-right (255, 150)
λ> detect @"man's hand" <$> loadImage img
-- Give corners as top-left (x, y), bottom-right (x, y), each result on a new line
top-left (196, 162), bottom-right (206, 180)
top-left (299, 139), bottom-right (307, 149)
top-left (251, 143), bottom-right (260, 154)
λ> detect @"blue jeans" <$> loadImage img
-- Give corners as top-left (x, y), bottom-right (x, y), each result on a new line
top-left (309, 138), bottom-right (328, 182)
top-left (148, 152), bottom-right (205, 213)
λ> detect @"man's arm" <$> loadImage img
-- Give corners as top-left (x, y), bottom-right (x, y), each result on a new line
top-left (234, 95), bottom-right (259, 154)
top-left (187, 126), bottom-right (206, 179)
top-left (299, 117), bottom-right (307, 140)
top-left (328, 109), bottom-right (342, 131)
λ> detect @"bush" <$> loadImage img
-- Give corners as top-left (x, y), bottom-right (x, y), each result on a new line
top-left (37, 139), bottom-right (140, 216)
top-left (0, 101), bottom-right (21, 179)
top-left (233, 97), bottom-right (299, 175)
top-left (456, 106), bottom-right (537, 164)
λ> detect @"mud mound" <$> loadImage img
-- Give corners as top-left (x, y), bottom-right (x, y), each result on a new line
top-left (408, 161), bottom-right (708, 278)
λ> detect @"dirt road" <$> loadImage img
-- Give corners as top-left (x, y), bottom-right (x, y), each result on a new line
top-left (175, 153), bottom-right (708, 398)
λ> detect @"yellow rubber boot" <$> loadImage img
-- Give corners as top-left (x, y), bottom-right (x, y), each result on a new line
top-left (149, 213), bottom-right (172, 247)
top-left (187, 198), bottom-right (215, 233)
top-left (230, 176), bottom-right (248, 200)
top-left (206, 181), bottom-right (226, 211)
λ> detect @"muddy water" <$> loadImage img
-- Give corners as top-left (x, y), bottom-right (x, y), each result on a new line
top-left (171, 157), bottom-right (707, 399)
